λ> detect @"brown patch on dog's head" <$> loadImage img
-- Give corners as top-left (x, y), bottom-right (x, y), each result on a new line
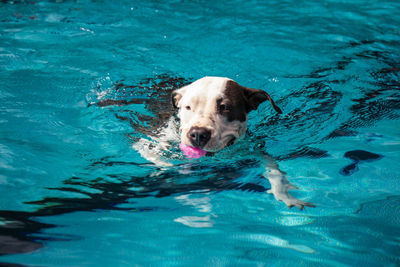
top-left (219, 80), bottom-right (248, 122)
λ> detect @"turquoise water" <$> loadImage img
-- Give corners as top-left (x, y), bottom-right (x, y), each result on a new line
top-left (1, 0), bottom-right (400, 265)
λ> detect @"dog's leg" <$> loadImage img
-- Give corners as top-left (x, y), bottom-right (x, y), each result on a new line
top-left (132, 117), bottom-right (180, 167)
top-left (132, 138), bottom-right (173, 167)
top-left (263, 154), bottom-right (315, 209)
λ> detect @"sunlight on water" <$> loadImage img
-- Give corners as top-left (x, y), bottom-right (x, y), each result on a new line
top-left (238, 233), bottom-right (315, 254)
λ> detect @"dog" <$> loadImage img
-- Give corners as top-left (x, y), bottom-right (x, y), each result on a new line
top-left (133, 76), bottom-right (314, 209)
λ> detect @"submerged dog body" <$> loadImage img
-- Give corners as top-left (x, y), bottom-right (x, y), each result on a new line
top-left (134, 76), bottom-right (313, 209)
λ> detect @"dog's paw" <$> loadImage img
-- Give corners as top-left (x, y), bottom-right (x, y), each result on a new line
top-left (284, 197), bottom-right (315, 210)
top-left (267, 190), bottom-right (315, 210)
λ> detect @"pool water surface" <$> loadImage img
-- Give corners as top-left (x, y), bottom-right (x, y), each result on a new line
top-left (0, 0), bottom-right (400, 266)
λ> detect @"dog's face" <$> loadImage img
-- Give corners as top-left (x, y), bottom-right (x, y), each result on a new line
top-left (172, 77), bottom-right (282, 152)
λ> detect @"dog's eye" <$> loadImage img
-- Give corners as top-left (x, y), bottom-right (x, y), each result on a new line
top-left (219, 104), bottom-right (231, 112)
top-left (185, 106), bottom-right (191, 111)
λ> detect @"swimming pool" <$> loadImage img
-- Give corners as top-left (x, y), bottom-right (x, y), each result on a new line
top-left (1, 0), bottom-right (399, 265)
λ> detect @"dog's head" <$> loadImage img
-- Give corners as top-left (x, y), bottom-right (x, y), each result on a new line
top-left (172, 77), bottom-right (282, 152)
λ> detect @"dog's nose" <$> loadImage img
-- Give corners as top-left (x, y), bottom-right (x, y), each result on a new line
top-left (187, 127), bottom-right (211, 148)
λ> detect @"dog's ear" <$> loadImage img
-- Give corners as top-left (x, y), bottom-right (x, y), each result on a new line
top-left (171, 89), bottom-right (183, 109)
top-left (243, 87), bottom-right (282, 114)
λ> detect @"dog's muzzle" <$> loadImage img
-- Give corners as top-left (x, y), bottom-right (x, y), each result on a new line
top-left (226, 136), bottom-right (236, 147)
top-left (187, 126), bottom-right (211, 148)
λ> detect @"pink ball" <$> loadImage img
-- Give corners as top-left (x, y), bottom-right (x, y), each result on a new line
top-left (179, 143), bottom-right (207, 159)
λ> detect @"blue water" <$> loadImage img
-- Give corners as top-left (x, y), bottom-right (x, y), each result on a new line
top-left (1, 0), bottom-right (400, 266)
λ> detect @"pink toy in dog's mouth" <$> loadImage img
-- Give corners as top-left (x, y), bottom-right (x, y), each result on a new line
top-left (179, 143), bottom-right (207, 159)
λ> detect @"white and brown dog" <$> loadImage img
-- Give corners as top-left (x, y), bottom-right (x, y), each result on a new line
top-left (134, 76), bottom-right (314, 209)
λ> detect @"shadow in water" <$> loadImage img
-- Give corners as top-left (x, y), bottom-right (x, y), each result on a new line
top-left (0, 159), bottom-right (266, 257)
top-left (340, 150), bottom-right (383, 176)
